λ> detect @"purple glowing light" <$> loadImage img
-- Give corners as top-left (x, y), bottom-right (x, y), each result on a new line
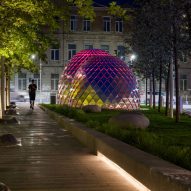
top-left (58, 49), bottom-right (140, 110)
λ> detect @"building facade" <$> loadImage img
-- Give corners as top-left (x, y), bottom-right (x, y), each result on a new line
top-left (10, 4), bottom-right (191, 104)
top-left (179, 56), bottom-right (191, 103)
top-left (11, 5), bottom-right (130, 103)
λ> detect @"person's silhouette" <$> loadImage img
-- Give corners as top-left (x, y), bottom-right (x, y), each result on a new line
top-left (28, 79), bottom-right (37, 109)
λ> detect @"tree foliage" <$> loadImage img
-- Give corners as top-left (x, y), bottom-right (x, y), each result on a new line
top-left (132, 0), bottom-right (191, 75)
top-left (0, 0), bottom-right (62, 70)
top-left (0, 0), bottom-right (128, 71)
top-left (131, 0), bottom-right (191, 120)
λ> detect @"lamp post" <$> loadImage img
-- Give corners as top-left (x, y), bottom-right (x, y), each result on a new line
top-left (130, 54), bottom-right (136, 67)
top-left (31, 54), bottom-right (36, 60)
top-left (39, 58), bottom-right (42, 103)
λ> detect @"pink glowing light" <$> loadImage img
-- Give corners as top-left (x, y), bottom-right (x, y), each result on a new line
top-left (58, 49), bottom-right (140, 110)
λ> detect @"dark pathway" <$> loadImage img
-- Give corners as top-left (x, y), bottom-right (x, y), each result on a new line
top-left (0, 103), bottom-right (139, 191)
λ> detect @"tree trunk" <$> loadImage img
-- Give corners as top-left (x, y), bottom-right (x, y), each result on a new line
top-left (0, 78), bottom-right (2, 119)
top-left (149, 75), bottom-right (153, 108)
top-left (165, 62), bottom-right (170, 116)
top-left (0, 57), bottom-right (5, 119)
top-left (158, 61), bottom-right (162, 112)
top-left (152, 68), bottom-right (156, 109)
top-left (173, 19), bottom-right (180, 122)
top-left (145, 76), bottom-right (148, 106)
top-left (6, 70), bottom-right (10, 107)
top-left (169, 55), bottom-right (174, 118)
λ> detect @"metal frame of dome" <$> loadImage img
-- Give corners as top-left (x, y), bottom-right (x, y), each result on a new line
top-left (58, 49), bottom-right (140, 110)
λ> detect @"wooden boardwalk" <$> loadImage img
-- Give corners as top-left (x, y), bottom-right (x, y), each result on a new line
top-left (0, 103), bottom-right (139, 191)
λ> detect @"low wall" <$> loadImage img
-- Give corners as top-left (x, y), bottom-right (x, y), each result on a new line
top-left (41, 106), bottom-right (191, 191)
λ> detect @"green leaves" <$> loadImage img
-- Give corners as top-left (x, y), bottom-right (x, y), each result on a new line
top-left (108, 2), bottom-right (129, 20)
top-left (0, 0), bottom-right (129, 73)
top-left (66, 0), bottom-right (95, 20)
top-left (132, 0), bottom-right (190, 78)
top-left (0, 0), bottom-right (61, 72)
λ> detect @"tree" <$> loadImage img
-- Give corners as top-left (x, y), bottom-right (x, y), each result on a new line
top-left (131, 0), bottom-right (191, 122)
top-left (0, 0), bottom-right (63, 118)
top-left (131, 0), bottom-right (170, 108)
top-left (0, 0), bottom-right (128, 118)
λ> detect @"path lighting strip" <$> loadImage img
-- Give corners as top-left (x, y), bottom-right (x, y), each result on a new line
top-left (97, 151), bottom-right (151, 191)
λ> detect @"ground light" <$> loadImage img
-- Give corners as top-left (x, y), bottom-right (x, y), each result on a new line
top-left (97, 151), bottom-right (151, 191)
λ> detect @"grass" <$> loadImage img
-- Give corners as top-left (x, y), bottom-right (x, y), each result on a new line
top-left (42, 104), bottom-right (191, 171)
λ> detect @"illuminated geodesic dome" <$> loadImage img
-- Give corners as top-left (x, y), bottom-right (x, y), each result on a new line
top-left (58, 49), bottom-right (140, 110)
top-left (63, 49), bottom-right (109, 79)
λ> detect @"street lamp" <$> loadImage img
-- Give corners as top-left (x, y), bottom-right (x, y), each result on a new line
top-left (31, 54), bottom-right (36, 60)
top-left (129, 54), bottom-right (136, 67)
top-left (130, 54), bottom-right (136, 61)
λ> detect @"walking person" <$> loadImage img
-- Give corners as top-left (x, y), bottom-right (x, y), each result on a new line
top-left (28, 79), bottom-right (37, 109)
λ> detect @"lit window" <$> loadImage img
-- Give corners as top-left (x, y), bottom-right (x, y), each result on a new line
top-left (101, 45), bottom-right (109, 52)
top-left (51, 49), bottom-right (59, 60)
top-left (68, 44), bottom-right (76, 60)
top-left (117, 46), bottom-right (125, 57)
top-left (84, 44), bottom-right (93, 49)
top-left (103, 16), bottom-right (111, 32)
top-left (70, 15), bottom-right (77, 31)
top-left (83, 18), bottom-right (91, 31)
top-left (18, 72), bottom-right (27, 90)
top-left (180, 75), bottom-right (187, 91)
top-left (51, 74), bottom-right (59, 90)
top-left (116, 18), bottom-right (123, 32)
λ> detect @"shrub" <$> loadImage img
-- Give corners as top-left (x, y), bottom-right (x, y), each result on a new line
top-left (41, 104), bottom-right (191, 170)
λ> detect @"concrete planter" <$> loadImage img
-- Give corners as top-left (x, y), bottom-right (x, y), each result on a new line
top-left (40, 105), bottom-right (191, 191)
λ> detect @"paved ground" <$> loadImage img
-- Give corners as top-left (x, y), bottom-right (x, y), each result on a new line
top-left (0, 103), bottom-right (139, 191)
